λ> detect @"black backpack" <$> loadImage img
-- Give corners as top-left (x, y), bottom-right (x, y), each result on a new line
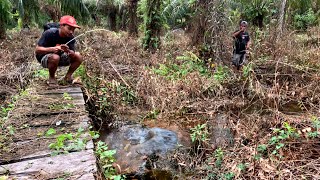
top-left (43, 22), bottom-right (60, 32)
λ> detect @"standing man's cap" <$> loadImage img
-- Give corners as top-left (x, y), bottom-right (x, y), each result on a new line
top-left (60, 15), bottom-right (81, 29)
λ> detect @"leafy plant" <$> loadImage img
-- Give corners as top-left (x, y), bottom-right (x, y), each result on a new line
top-left (213, 65), bottom-right (230, 83)
top-left (33, 69), bottom-right (49, 79)
top-left (307, 116), bottom-right (320, 138)
top-left (48, 127), bottom-right (89, 155)
top-left (0, 0), bottom-right (12, 38)
top-left (144, 109), bottom-right (160, 119)
top-left (49, 103), bottom-right (75, 110)
top-left (138, 0), bottom-right (165, 52)
top-left (256, 122), bottom-right (300, 159)
top-left (95, 141), bottom-right (122, 179)
top-left (63, 93), bottom-right (73, 100)
top-left (242, 62), bottom-right (253, 78)
top-left (153, 51), bottom-right (210, 80)
top-left (214, 147), bottom-right (224, 168)
top-left (46, 128), bottom-right (57, 137)
top-left (162, 0), bottom-right (195, 28)
top-left (190, 123), bottom-right (209, 143)
top-left (293, 8), bottom-right (317, 30)
top-left (111, 81), bottom-right (137, 105)
top-left (224, 172), bottom-right (235, 180)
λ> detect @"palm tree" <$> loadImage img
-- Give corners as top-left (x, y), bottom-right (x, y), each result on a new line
top-left (140, 0), bottom-right (164, 52)
top-left (235, 0), bottom-right (274, 28)
top-left (15, 0), bottom-right (41, 28)
top-left (48, 0), bottom-right (91, 22)
top-left (162, 0), bottom-right (194, 29)
top-left (0, 0), bottom-right (12, 38)
top-left (97, 0), bottom-right (125, 31)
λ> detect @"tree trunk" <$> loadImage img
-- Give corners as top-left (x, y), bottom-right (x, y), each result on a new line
top-left (109, 8), bottom-right (117, 31)
top-left (277, 0), bottom-right (287, 41)
top-left (189, 0), bottom-right (211, 45)
top-left (0, 21), bottom-right (6, 39)
top-left (143, 0), bottom-right (162, 52)
top-left (128, 0), bottom-right (138, 36)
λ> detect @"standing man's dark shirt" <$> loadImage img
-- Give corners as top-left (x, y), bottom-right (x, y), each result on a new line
top-left (36, 28), bottom-right (75, 62)
top-left (234, 31), bottom-right (250, 54)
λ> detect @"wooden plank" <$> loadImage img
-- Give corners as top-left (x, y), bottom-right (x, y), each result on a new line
top-left (12, 121), bottom-right (90, 142)
top-left (0, 139), bottom-right (94, 165)
top-left (39, 87), bottom-right (83, 95)
top-left (41, 93), bottom-right (85, 105)
top-left (0, 149), bottom-right (97, 180)
top-left (5, 113), bottom-right (88, 128)
top-left (0, 172), bottom-right (95, 180)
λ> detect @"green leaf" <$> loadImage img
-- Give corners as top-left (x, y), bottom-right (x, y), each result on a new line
top-left (276, 143), bottom-right (285, 150)
top-left (46, 128), bottom-right (56, 137)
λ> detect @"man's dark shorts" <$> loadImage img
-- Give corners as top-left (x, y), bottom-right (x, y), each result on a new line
top-left (232, 53), bottom-right (246, 67)
top-left (39, 53), bottom-right (71, 68)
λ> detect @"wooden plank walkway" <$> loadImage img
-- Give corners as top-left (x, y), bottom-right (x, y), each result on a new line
top-left (0, 84), bottom-right (97, 180)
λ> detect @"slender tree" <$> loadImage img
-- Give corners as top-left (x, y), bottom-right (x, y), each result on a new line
top-left (277, 0), bottom-right (287, 41)
top-left (127, 0), bottom-right (139, 36)
top-left (141, 0), bottom-right (164, 52)
top-left (0, 0), bottom-right (12, 38)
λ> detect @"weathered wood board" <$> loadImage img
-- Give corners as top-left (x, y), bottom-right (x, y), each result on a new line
top-left (0, 149), bottom-right (96, 180)
top-left (0, 85), bottom-right (97, 179)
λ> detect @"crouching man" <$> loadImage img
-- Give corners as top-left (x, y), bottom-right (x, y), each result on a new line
top-left (35, 15), bottom-right (83, 86)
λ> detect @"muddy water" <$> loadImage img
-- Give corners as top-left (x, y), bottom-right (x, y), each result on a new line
top-left (100, 124), bottom-right (178, 175)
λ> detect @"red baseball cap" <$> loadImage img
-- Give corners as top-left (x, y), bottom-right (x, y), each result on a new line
top-left (60, 15), bottom-right (80, 29)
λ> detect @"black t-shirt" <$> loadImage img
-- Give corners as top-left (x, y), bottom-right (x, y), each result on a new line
top-left (234, 30), bottom-right (250, 54)
top-left (36, 28), bottom-right (76, 61)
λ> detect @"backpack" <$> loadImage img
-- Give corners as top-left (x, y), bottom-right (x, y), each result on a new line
top-left (43, 22), bottom-right (60, 32)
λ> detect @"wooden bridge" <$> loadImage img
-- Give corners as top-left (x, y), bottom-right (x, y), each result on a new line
top-left (0, 79), bottom-right (97, 179)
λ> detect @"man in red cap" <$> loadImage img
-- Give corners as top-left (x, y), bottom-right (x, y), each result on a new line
top-left (35, 15), bottom-right (82, 86)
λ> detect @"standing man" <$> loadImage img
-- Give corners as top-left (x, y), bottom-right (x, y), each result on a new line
top-left (232, 20), bottom-right (251, 70)
top-left (35, 15), bottom-right (83, 86)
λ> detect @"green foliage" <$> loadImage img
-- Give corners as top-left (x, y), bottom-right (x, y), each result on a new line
top-left (293, 8), bottom-right (317, 30)
top-left (111, 81), bottom-right (137, 105)
top-left (307, 116), bottom-right (320, 138)
top-left (232, 0), bottom-right (275, 27)
top-left (33, 69), bottom-right (49, 79)
top-left (0, 103), bottom-right (14, 119)
top-left (242, 62), bottom-right (253, 78)
top-left (63, 93), bottom-right (73, 100)
top-left (48, 0), bottom-right (90, 22)
top-left (255, 122), bottom-right (300, 159)
top-left (95, 141), bottom-right (122, 179)
top-left (162, 0), bottom-right (195, 28)
top-left (48, 127), bottom-right (88, 155)
top-left (139, 0), bottom-right (165, 51)
top-left (224, 172), bottom-right (235, 180)
top-left (15, 0), bottom-right (41, 26)
top-left (213, 65), bottom-right (230, 83)
top-left (144, 109), bottom-right (160, 119)
top-left (46, 128), bottom-right (57, 137)
top-left (214, 147), bottom-right (224, 168)
top-left (153, 52), bottom-right (210, 80)
top-left (0, 0), bottom-right (12, 25)
top-left (49, 103), bottom-right (75, 110)
top-left (97, 87), bottom-right (112, 116)
top-left (74, 64), bottom-right (86, 79)
top-left (7, 125), bottom-right (15, 135)
top-left (190, 123), bottom-right (209, 143)
top-left (0, 176), bottom-right (8, 180)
